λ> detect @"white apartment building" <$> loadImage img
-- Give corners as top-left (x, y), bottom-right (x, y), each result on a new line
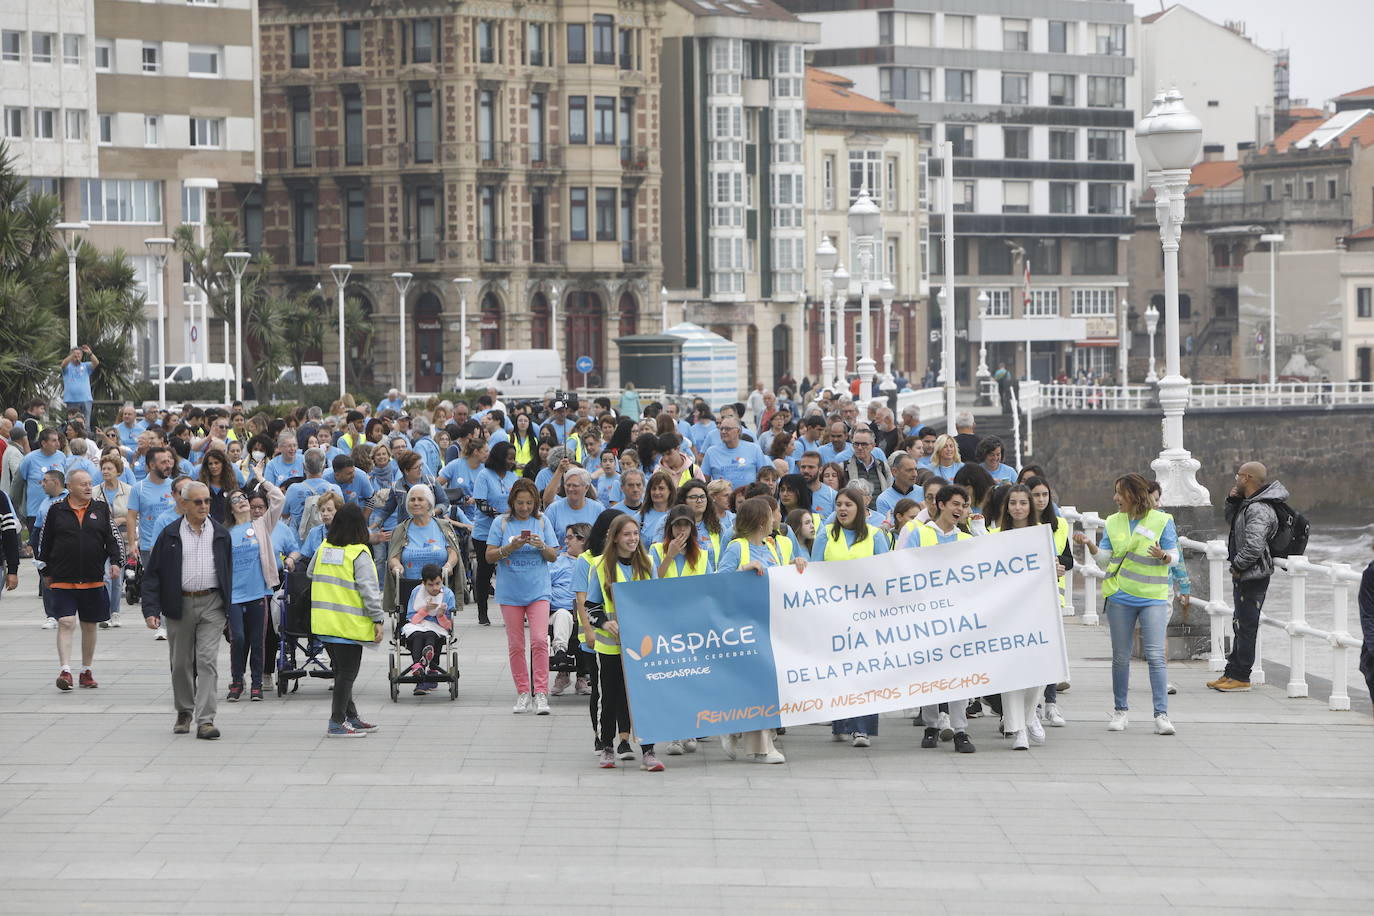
top-left (781, 0), bottom-right (1138, 383)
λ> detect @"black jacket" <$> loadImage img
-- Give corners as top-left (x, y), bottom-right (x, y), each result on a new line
top-left (37, 498), bottom-right (123, 583)
top-left (141, 517), bottom-right (233, 620)
top-left (0, 491), bottom-right (20, 575)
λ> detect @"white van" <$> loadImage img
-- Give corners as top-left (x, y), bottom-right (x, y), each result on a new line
top-left (157, 363), bottom-right (235, 383)
top-left (452, 349), bottom-right (562, 398)
top-left (277, 364), bottom-right (331, 387)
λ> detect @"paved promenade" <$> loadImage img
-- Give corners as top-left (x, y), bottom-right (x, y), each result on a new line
top-left (1, 566), bottom-right (1370, 915)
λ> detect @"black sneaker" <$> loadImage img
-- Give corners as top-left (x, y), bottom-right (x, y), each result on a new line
top-left (965, 700), bottom-right (984, 718)
top-left (615, 740), bottom-right (635, 760)
top-left (920, 727), bottom-right (939, 749)
top-left (953, 732), bottom-right (976, 754)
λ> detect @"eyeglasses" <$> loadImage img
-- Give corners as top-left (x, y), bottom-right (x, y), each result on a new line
top-left (686, 493), bottom-right (707, 500)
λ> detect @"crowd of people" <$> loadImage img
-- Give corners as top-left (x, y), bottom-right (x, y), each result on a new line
top-left (2, 350), bottom-right (1367, 761)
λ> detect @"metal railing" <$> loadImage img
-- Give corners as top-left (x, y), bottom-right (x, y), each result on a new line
top-left (1001, 380), bottom-right (1374, 412)
top-left (1057, 506), bottom-right (1363, 711)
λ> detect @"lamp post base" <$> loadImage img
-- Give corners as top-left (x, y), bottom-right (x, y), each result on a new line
top-left (974, 365), bottom-right (991, 406)
top-left (1151, 449), bottom-right (1211, 508)
top-left (856, 357), bottom-right (877, 402)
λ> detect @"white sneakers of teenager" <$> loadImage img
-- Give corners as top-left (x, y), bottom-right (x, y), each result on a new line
top-left (1107, 710), bottom-right (1129, 731)
top-left (533, 693), bottom-right (550, 715)
top-left (1011, 729), bottom-right (1030, 750)
top-left (1154, 714), bottom-right (1176, 736)
top-left (1042, 703), bottom-right (1067, 727)
top-left (513, 692), bottom-right (531, 714)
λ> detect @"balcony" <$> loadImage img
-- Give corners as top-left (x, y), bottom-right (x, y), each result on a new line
top-left (268, 145), bottom-right (340, 171)
top-left (530, 238), bottom-right (565, 266)
top-left (475, 140), bottom-right (513, 170)
top-left (525, 144), bottom-right (562, 170)
top-left (476, 238), bottom-right (518, 266)
top-left (619, 145), bottom-right (654, 174)
top-left (620, 240), bottom-right (660, 267)
top-left (396, 140), bottom-right (442, 169)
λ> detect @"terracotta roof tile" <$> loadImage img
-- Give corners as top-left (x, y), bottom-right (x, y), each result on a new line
top-left (1185, 159), bottom-right (1243, 197)
top-left (806, 67), bottom-right (900, 114)
top-left (1347, 224), bottom-right (1374, 240)
top-left (1269, 115), bottom-right (1330, 152)
top-left (1140, 5), bottom-right (1175, 24)
top-left (1336, 84), bottom-right (1374, 100)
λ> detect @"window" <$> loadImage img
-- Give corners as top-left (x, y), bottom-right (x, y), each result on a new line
top-left (593, 96), bottom-right (614, 145)
top-left (94, 40), bottom-right (112, 70)
top-left (619, 28), bottom-right (634, 70)
top-left (1212, 243), bottom-right (1231, 268)
top-left (479, 185), bottom-right (498, 260)
top-left (477, 90), bottom-right (495, 160)
top-left (79, 179), bottom-right (164, 223)
top-left (294, 190), bottom-right (316, 264)
top-left (621, 189), bottom-right (636, 262)
top-left (980, 238), bottom-right (1013, 274)
top-left (944, 15), bottom-right (973, 49)
top-left (945, 69), bottom-right (973, 103)
top-left (1358, 288), bottom-right (1372, 319)
top-left (1087, 183), bottom-right (1125, 214)
top-left (822, 155), bottom-right (835, 209)
top-left (189, 117), bottom-right (222, 148)
top-left (1087, 76), bottom-right (1125, 109)
top-left (567, 23), bottom-right (586, 64)
top-left (1282, 180), bottom-right (1293, 198)
top-left (1087, 129), bottom-right (1125, 161)
top-left (413, 90), bottom-right (433, 162)
top-left (595, 187), bottom-right (616, 240)
top-left (1263, 182), bottom-right (1273, 201)
top-left (878, 12), bottom-right (893, 45)
top-left (142, 42), bottom-right (160, 73)
top-left (1031, 239), bottom-right (1061, 275)
top-left (1, 31), bottom-right (20, 62)
top-left (849, 149), bottom-right (881, 204)
top-left (1048, 21), bottom-right (1071, 53)
top-left (1304, 179), bottom-right (1315, 199)
top-left (290, 25), bottom-right (309, 68)
top-left (64, 109), bottom-right (85, 141)
top-left (182, 183), bottom-right (205, 224)
top-left (342, 23), bottom-right (361, 66)
top-left (1050, 129), bottom-right (1076, 160)
top-left (1072, 240), bottom-right (1117, 275)
top-left (529, 91), bottom-right (546, 161)
top-left (344, 93), bottom-right (363, 165)
top-left (1002, 19), bottom-right (1028, 51)
top-left (1327, 177), bottom-right (1338, 199)
top-left (985, 289), bottom-right (1011, 317)
top-left (592, 15), bottom-right (614, 65)
top-left (345, 188), bottom-right (366, 261)
top-left (291, 97), bottom-right (311, 166)
top-left (414, 186), bottom-right (436, 261)
top-left (188, 45), bottom-right (220, 77)
top-left (1049, 182), bottom-right (1076, 214)
top-left (570, 187), bottom-right (588, 240)
top-left (618, 95), bottom-right (634, 159)
top-left (1002, 181), bottom-right (1030, 214)
top-left (63, 34), bottom-right (81, 66)
top-left (1071, 288), bottom-right (1116, 316)
top-left (946, 124), bottom-right (973, 158)
top-left (712, 237), bottom-right (745, 294)
top-left (1003, 127), bottom-right (1029, 159)
top-left (98, 113), bottom-right (111, 144)
top-left (144, 114), bottom-right (160, 146)
top-left (953, 180), bottom-right (974, 213)
top-left (1027, 289), bottom-right (1059, 317)
top-left (1049, 74), bottom-right (1075, 106)
top-left (3, 107), bottom-right (22, 138)
top-left (1089, 23), bottom-right (1126, 56)
top-left (568, 96), bottom-right (587, 144)
top-left (32, 33), bottom-right (54, 64)
top-left (527, 23), bottom-right (544, 66)
top-left (477, 21), bottom-right (496, 63)
top-left (1001, 72), bottom-right (1029, 105)
top-left (880, 67), bottom-right (931, 102)
top-left (886, 156), bottom-right (898, 210)
top-left (412, 20), bottom-right (434, 63)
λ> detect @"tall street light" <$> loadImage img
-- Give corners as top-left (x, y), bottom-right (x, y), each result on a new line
top-left (848, 185), bottom-right (882, 401)
top-left (1260, 233), bottom-right (1284, 387)
top-left (144, 237), bottom-right (175, 409)
top-left (547, 280), bottom-right (560, 384)
top-left (939, 137), bottom-right (957, 433)
top-left (660, 284), bottom-right (669, 332)
top-left (1117, 298), bottom-right (1130, 389)
top-left (329, 263), bottom-right (352, 401)
top-left (1136, 87), bottom-right (1209, 507)
top-left (815, 236), bottom-right (837, 386)
top-left (879, 277), bottom-right (896, 392)
top-left (392, 272), bottom-right (414, 398)
top-left (184, 177), bottom-right (218, 380)
top-left (224, 251), bottom-right (251, 403)
top-left (975, 289), bottom-right (990, 380)
top-left (831, 263), bottom-right (849, 390)
top-left (454, 277), bottom-right (473, 385)
top-left (1144, 303), bottom-right (1160, 383)
top-left (55, 222), bottom-right (88, 348)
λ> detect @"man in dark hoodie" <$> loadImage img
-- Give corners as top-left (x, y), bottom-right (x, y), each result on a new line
top-left (1209, 461), bottom-right (1286, 692)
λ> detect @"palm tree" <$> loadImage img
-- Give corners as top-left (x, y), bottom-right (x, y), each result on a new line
top-left (335, 295), bottom-right (375, 387)
top-left (247, 287), bottom-right (325, 403)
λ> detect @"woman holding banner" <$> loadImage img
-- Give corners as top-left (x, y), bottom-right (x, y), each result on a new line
top-left (585, 514), bottom-right (663, 772)
top-left (811, 487), bottom-right (890, 749)
top-left (676, 479), bottom-right (731, 559)
top-left (1027, 476), bottom-right (1072, 727)
top-left (715, 497), bottom-right (807, 764)
top-left (1074, 473), bottom-right (1177, 737)
top-left (649, 505), bottom-right (716, 757)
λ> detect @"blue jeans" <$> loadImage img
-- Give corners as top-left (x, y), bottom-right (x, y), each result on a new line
top-left (228, 598), bottom-right (269, 687)
top-left (1105, 597), bottom-right (1170, 716)
top-left (832, 715), bottom-right (879, 736)
top-left (106, 571), bottom-right (121, 618)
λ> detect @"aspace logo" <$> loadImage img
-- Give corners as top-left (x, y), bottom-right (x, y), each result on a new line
top-left (623, 625), bottom-right (758, 661)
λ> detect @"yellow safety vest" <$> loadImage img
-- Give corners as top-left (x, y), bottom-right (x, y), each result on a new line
top-left (727, 536), bottom-right (791, 569)
top-left (1102, 509), bottom-right (1172, 601)
top-left (512, 434), bottom-right (534, 469)
top-left (339, 432), bottom-right (363, 451)
top-left (592, 556), bottom-right (650, 655)
top-left (566, 435), bottom-right (585, 465)
top-left (695, 523), bottom-right (723, 560)
top-left (309, 541), bottom-right (376, 642)
top-left (1053, 516), bottom-right (1070, 607)
top-left (650, 542), bottom-right (712, 577)
top-left (899, 520), bottom-right (973, 547)
top-left (662, 461), bottom-right (698, 487)
top-left (822, 526), bottom-right (880, 562)
top-left (575, 551), bottom-right (598, 649)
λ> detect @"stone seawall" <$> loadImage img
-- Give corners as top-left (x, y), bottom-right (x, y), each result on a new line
top-left (1030, 407), bottom-right (1374, 516)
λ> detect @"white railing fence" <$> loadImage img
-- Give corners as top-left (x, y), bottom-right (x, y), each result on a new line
top-left (895, 386), bottom-right (948, 427)
top-left (1005, 380), bottom-right (1374, 412)
top-left (1056, 506), bottom-right (1362, 711)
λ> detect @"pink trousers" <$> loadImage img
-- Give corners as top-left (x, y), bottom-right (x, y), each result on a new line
top-left (501, 601), bottom-right (550, 694)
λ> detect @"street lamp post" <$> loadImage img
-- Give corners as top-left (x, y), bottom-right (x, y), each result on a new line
top-left (1136, 86), bottom-right (1209, 507)
top-left (815, 237), bottom-right (837, 386)
top-left (454, 277), bottom-right (473, 386)
top-left (224, 252), bottom-right (250, 403)
top-left (974, 289), bottom-right (991, 406)
top-left (1118, 298), bottom-right (1130, 389)
top-left (879, 277), bottom-right (896, 392)
top-left (391, 272), bottom-right (414, 398)
top-left (794, 288), bottom-right (806, 387)
top-left (144, 237), bottom-right (175, 410)
top-left (1144, 304), bottom-right (1159, 383)
top-left (939, 138), bottom-right (957, 433)
top-left (849, 186), bottom-right (882, 401)
top-left (1260, 233), bottom-right (1284, 387)
top-left (184, 177), bottom-right (219, 382)
top-left (55, 222), bottom-right (88, 348)
top-left (831, 264), bottom-right (849, 390)
top-left (660, 284), bottom-right (669, 332)
top-left (329, 264), bottom-right (352, 402)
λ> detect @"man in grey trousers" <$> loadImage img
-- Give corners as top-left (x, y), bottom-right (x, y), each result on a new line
top-left (141, 481), bottom-right (233, 739)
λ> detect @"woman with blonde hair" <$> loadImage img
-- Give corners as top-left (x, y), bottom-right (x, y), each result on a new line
top-left (928, 434), bottom-right (963, 482)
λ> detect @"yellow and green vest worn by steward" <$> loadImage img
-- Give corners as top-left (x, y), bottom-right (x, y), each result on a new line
top-left (1102, 509), bottom-right (1171, 601)
top-left (310, 541), bottom-right (375, 641)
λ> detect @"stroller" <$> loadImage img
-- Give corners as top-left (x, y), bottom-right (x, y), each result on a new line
top-left (274, 570), bottom-right (334, 696)
top-left (387, 573), bottom-right (460, 702)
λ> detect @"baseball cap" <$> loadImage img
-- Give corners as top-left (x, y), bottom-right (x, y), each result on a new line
top-left (552, 399), bottom-right (568, 411)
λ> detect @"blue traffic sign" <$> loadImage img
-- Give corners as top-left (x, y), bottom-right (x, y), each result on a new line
top-left (575, 355), bottom-right (594, 374)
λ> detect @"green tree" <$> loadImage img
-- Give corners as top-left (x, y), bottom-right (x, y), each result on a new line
top-left (173, 220), bottom-right (270, 396)
top-left (249, 288), bottom-right (326, 404)
top-left (334, 295), bottom-right (375, 387)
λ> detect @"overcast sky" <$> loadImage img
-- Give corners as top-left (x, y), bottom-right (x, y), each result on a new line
top-left (1132, 0), bottom-right (1368, 106)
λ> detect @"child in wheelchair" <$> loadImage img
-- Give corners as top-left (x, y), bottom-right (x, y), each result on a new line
top-left (401, 563), bottom-right (455, 695)
top-left (548, 521), bottom-right (592, 695)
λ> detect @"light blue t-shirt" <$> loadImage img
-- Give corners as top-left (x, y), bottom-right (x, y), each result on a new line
top-left (377, 397), bottom-right (406, 414)
top-left (269, 520), bottom-right (301, 564)
top-left (490, 513), bottom-right (559, 605)
top-left (402, 519), bottom-right (450, 580)
top-left (283, 478), bottom-right (342, 530)
top-left (62, 360), bottom-right (93, 402)
top-left (810, 524), bottom-right (892, 561)
top-left (17, 450), bottom-right (67, 518)
top-left (265, 454), bottom-right (305, 486)
top-left (298, 523), bottom-right (327, 562)
top-left (702, 441), bottom-right (769, 489)
top-left (595, 475), bottom-right (622, 506)
top-left (230, 522), bottom-right (271, 604)
top-left (549, 552), bottom-right (579, 609)
top-left (114, 421), bottom-right (145, 451)
top-left (545, 497), bottom-right (607, 548)
top-left (715, 538), bottom-right (781, 574)
top-left (128, 477), bottom-right (175, 550)
top-left (816, 443), bottom-right (853, 466)
top-left (324, 469), bottom-right (375, 507)
top-left (471, 468), bottom-right (520, 542)
top-left (809, 483), bottom-right (837, 516)
top-left (983, 462), bottom-right (1018, 484)
top-left (876, 485), bottom-right (919, 520)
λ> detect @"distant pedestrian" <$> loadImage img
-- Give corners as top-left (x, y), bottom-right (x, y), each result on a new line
top-left (1209, 462), bottom-right (1286, 693)
top-left (60, 346), bottom-right (99, 428)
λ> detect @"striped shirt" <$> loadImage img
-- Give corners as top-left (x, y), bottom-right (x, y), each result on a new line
top-left (179, 517), bottom-right (218, 591)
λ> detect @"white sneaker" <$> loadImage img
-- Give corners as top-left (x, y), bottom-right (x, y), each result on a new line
top-left (749, 750), bottom-right (786, 764)
top-left (682, 738), bottom-right (698, 753)
top-left (513, 692), bottom-right (531, 714)
top-left (1154, 714), bottom-right (1176, 736)
top-left (831, 732), bottom-right (848, 742)
top-left (41, 617), bottom-right (56, 629)
top-left (533, 693), bottom-right (550, 715)
top-left (155, 626), bottom-right (167, 641)
top-left (719, 733), bottom-right (739, 760)
top-left (1027, 715), bottom-right (1046, 745)
top-left (1043, 703), bottom-right (1067, 727)
top-left (852, 734), bottom-right (870, 748)
top-left (937, 711), bottom-right (953, 741)
top-left (1011, 729), bottom-right (1029, 750)
top-left (665, 740), bottom-right (684, 756)
top-left (1107, 710), bottom-right (1128, 731)
top-left (109, 613), bottom-right (122, 628)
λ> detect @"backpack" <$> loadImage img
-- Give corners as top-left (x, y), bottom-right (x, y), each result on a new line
top-left (298, 492), bottom-right (323, 539)
top-left (1262, 498), bottom-right (1309, 559)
